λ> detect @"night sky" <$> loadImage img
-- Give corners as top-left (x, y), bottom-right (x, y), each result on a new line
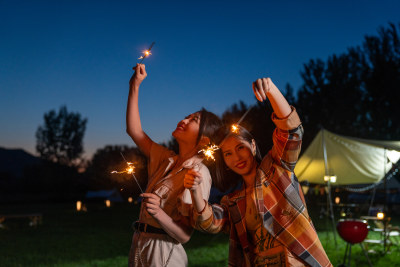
top-left (1, 0), bottom-right (399, 159)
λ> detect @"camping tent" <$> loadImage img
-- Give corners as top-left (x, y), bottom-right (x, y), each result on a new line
top-left (295, 129), bottom-right (400, 185)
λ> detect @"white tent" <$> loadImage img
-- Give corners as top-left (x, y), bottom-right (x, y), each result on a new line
top-left (295, 129), bottom-right (400, 185)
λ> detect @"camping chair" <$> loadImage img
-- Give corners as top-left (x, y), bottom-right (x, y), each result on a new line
top-left (363, 216), bottom-right (400, 253)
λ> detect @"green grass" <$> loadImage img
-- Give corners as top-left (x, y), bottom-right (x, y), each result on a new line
top-left (0, 202), bottom-right (399, 266)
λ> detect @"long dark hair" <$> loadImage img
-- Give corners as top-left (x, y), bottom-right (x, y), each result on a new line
top-left (196, 108), bottom-right (223, 145)
top-left (213, 125), bottom-right (262, 192)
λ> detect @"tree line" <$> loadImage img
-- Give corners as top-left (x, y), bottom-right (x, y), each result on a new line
top-left (8, 22), bottom-right (399, 202)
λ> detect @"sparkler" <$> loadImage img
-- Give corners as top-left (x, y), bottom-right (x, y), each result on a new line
top-left (111, 152), bottom-right (144, 194)
top-left (231, 124), bottom-right (239, 133)
top-left (236, 105), bottom-right (254, 126)
top-left (199, 144), bottom-right (219, 161)
top-left (138, 42), bottom-right (155, 64)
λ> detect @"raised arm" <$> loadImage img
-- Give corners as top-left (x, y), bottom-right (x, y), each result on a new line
top-left (126, 64), bottom-right (154, 157)
top-left (253, 78), bottom-right (303, 171)
top-left (253, 78), bottom-right (291, 119)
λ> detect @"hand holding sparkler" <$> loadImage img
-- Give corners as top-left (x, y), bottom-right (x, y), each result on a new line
top-left (184, 169), bottom-right (202, 191)
top-left (140, 193), bottom-right (162, 216)
top-left (253, 77), bottom-right (291, 118)
top-left (252, 77), bottom-right (272, 102)
top-left (129, 63), bottom-right (147, 89)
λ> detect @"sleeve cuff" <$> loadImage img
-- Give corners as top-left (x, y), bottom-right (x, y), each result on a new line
top-left (271, 106), bottom-right (301, 130)
top-left (194, 200), bottom-right (213, 222)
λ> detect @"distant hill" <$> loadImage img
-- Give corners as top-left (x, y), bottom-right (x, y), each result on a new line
top-left (0, 147), bottom-right (41, 178)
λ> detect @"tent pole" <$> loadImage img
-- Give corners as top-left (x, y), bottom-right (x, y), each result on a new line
top-left (322, 129), bottom-right (337, 247)
top-left (368, 187), bottom-right (377, 215)
top-left (383, 148), bottom-right (387, 252)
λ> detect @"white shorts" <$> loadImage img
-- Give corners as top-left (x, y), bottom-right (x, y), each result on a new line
top-left (129, 231), bottom-right (188, 267)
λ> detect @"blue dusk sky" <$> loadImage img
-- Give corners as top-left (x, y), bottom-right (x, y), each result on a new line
top-left (1, 0), bottom-right (399, 159)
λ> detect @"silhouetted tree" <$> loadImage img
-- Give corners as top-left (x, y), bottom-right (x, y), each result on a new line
top-left (36, 106), bottom-right (87, 167)
top-left (360, 22), bottom-right (400, 139)
top-left (296, 22), bottom-right (400, 148)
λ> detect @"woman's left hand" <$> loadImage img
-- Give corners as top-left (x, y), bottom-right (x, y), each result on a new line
top-left (140, 193), bottom-right (162, 217)
top-left (252, 77), bottom-right (272, 102)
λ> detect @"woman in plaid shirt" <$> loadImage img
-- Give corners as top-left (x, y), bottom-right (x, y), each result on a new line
top-left (184, 77), bottom-right (332, 267)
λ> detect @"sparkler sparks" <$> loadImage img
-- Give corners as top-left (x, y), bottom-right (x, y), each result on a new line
top-left (138, 42), bottom-right (155, 64)
top-left (199, 144), bottom-right (220, 161)
top-left (111, 162), bottom-right (135, 174)
top-left (231, 124), bottom-right (239, 133)
top-left (111, 152), bottom-right (144, 194)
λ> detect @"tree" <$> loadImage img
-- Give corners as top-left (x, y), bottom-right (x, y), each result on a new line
top-left (36, 106), bottom-right (87, 167)
top-left (295, 22), bottom-right (400, 149)
top-left (360, 22), bottom-right (400, 139)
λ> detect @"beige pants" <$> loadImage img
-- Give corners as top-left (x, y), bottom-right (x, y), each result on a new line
top-left (129, 232), bottom-right (188, 267)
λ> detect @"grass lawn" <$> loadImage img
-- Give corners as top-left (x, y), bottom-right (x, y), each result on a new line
top-left (0, 202), bottom-right (399, 266)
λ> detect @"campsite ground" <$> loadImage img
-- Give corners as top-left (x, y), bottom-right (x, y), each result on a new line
top-left (0, 202), bottom-right (399, 266)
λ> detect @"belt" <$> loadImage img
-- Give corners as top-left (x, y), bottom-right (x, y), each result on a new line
top-left (133, 221), bottom-right (167, 235)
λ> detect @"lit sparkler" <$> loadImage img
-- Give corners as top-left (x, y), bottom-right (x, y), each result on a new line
top-left (111, 162), bottom-right (135, 174)
top-left (111, 152), bottom-right (144, 194)
top-left (231, 124), bottom-right (239, 133)
top-left (138, 42), bottom-right (155, 64)
top-left (199, 144), bottom-right (220, 161)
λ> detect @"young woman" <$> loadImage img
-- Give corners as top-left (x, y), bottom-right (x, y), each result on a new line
top-left (127, 64), bottom-right (222, 266)
top-left (184, 77), bottom-right (332, 267)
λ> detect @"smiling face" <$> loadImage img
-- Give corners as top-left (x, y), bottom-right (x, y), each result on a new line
top-left (220, 135), bottom-right (258, 179)
top-left (172, 112), bottom-right (201, 146)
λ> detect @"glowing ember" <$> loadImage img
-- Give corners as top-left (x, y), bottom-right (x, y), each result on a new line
top-left (138, 50), bottom-right (151, 59)
top-left (231, 124), bottom-right (239, 133)
top-left (199, 144), bottom-right (219, 161)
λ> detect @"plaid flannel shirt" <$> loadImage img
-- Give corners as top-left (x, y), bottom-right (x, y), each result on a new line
top-left (195, 108), bottom-right (332, 267)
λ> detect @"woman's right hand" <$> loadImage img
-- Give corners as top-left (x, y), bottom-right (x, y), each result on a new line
top-left (184, 169), bottom-right (202, 191)
top-left (129, 63), bottom-right (147, 89)
top-left (252, 77), bottom-right (273, 102)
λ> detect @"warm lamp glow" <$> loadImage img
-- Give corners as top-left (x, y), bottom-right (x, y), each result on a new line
top-left (76, 201), bottom-right (82, 211)
top-left (335, 197), bottom-right (340, 204)
top-left (324, 175), bottom-right (336, 183)
top-left (105, 200), bottom-right (111, 207)
top-left (128, 197), bottom-right (133, 203)
top-left (377, 212), bottom-right (385, 219)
